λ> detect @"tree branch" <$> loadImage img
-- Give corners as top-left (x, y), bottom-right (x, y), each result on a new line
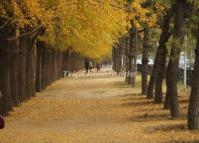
top-left (0, 18), bottom-right (16, 31)
top-left (8, 25), bottom-right (44, 41)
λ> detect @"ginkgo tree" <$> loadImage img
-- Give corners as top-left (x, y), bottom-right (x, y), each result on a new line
top-left (126, 0), bottom-right (158, 91)
top-left (0, 0), bottom-right (158, 61)
top-left (0, 0), bottom-right (131, 115)
top-left (52, 0), bottom-right (129, 60)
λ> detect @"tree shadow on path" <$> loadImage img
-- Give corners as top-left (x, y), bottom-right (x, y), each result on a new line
top-left (163, 140), bottom-right (199, 143)
top-left (145, 123), bottom-right (186, 133)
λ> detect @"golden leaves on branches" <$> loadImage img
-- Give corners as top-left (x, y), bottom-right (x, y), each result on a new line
top-left (0, 0), bottom-right (159, 60)
top-left (54, 0), bottom-right (129, 60)
top-left (129, 0), bottom-right (158, 29)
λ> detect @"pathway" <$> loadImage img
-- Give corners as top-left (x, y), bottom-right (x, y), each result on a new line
top-left (0, 72), bottom-right (198, 143)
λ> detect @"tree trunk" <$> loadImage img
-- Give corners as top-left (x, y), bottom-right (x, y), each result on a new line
top-left (132, 56), bottom-right (137, 86)
top-left (188, 22), bottom-right (199, 130)
top-left (147, 56), bottom-right (157, 99)
top-left (112, 47), bottom-right (116, 71)
top-left (41, 46), bottom-right (47, 89)
top-left (46, 50), bottom-right (50, 85)
top-left (155, 11), bottom-right (171, 104)
top-left (58, 51), bottom-right (62, 78)
top-left (29, 41), bottom-right (36, 97)
top-left (128, 29), bottom-right (133, 84)
top-left (50, 49), bottom-right (54, 82)
top-left (9, 39), bottom-right (19, 106)
top-left (124, 34), bottom-right (130, 83)
top-left (166, 0), bottom-right (186, 118)
top-left (142, 28), bottom-right (149, 95)
top-left (132, 29), bottom-right (138, 86)
top-left (18, 37), bottom-right (27, 101)
top-left (128, 55), bottom-right (133, 84)
top-left (62, 51), bottom-right (68, 72)
top-left (0, 42), bottom-right (12, 115)
top-left (24, 37), bottom-right (36, 99)
top-left (52, 50), bottom-right (56, 81)
top-left (130, 27), bottom-right (137, 86)
top-left (0, 13), bottom-right (15, 114)
top-left (154, 44), bottom-right (167, 103)
top-left (35, 41), bottom-right (43, 92)
top-left (164, 93), bottom-right (170, 109)
top-left (26, 41), bottom-right (32, 99)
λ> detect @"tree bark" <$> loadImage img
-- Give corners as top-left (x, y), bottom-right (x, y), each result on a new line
top-left (130, 27), bottom-right (137, 86)
top-left (147, 56), bottom-right (157, 99)
top-left (164, 93), bottom-right (170, 109)
top-left (155, 44), bottom-right (167, 103)
top-left (9, 41), bottom-right (20, 106)
top-left (188, 22), bottom-right (199, 130)
top-left (155, 11), bottom-right (171, 104)
top-left (0, 41), bottom-right (12, 115)
top-left (25, 40), bottom-right (33, 99)
top-left (166, 0), bottom-right (187, 118)
top-left (18, 37), bottom-right (27, 101)
top-left (126, 30), bottom-right (134, 85)
top-left (112, 47), bottom-right (116, 71)
top-left (142, 28), bottom-right (149, 95)
top-left (52, 50), bottom-right (56, 81)
top-left (41, 46), bottom-right (47, 89)
top-left (124, 35), bottom-right (130, 83)
top-left (24, 36), bottom-right (36, 99)
top-left (29, 41), bottom-right (36, 97)
top-left (132, 56), bottom-right (137, 86)
top-left (35, 41), bottom-right (43, 92)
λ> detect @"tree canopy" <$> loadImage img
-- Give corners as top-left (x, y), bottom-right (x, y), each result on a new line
top-left (0, 0), bottom-right (160, 61)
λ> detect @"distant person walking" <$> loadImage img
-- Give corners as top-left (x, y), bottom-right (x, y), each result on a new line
top-left (85, 60), bottom-right (89, 73)
top-left (0, 91), bottom-right (5, 129)
top-left (89, 61), bottom-right (93, 72)
top-left (96, 63), bottom-right (101, 72)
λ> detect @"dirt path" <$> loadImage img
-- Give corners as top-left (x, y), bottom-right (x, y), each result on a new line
top-left (0, 75), bottom-right (199, 143)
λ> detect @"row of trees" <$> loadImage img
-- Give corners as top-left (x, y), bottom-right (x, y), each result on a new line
top-left (113, 0), bottom-right (199, 130)
top-left (0, 0), bottom-right (127, 115)
top-left (1, 0), bottom-right (199, 131)
top-left (1, 0), bottom-right (161, 116)
top-left (0, 34), bottom-right (84, 115)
